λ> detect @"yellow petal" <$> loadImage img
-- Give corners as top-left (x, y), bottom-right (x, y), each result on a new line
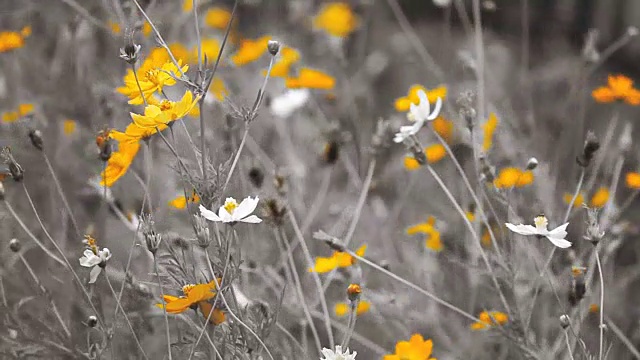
top-left (63, 119), bottom-right (77, 135)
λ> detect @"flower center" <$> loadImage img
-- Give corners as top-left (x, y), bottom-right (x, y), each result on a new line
top-left (159, 100), bottom-right (173, 111)
top-left (224, 198), bottom-right (238, 214)
top-left (182, 284), bottom-right (196, 296)
top-left (145, 69), bottom-right (160, 83)
top-left (534, 215), bottom-right (548, 230)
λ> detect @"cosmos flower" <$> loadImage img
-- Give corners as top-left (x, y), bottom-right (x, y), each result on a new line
top-left (394, 89), bottom-right (443, 143)
top-left (404, 144), bottom-right (447, 170)
top-left (270, 89), bottom-right (310, 118)
top-left (506, 215), bottom-right (571, 248)
top-left (208, 77), bottom-right (229, 102)
top-left (199, 196), bottom-right (262, 224)
top-left (313, 2), bottom-right (359, 38)
top-left (320, 345), bottom-right (357, 360)
top-left (130, 90), bottom-right (199, 128)
top-left (592, 74), bottom-right (640, 105)
top-left (191, 38), bottom-right (220, 64)
top-left (231, 35), bottom-right (271, 66)
top-left (117, 60), bottom-right (188, 105)
top-left (626, 172), bottom-right (640, 189)
top-left (383, 334), bottom-right (436, 360)
top-left (2, 103), bottom-right (34, 123)
top-left (63, 119), bottom-right (77, 136)
top-left (267, 46), bottom-right (300, 78)
top-left (0, 26), bottom-right (31, 53)
top-left (406, 216), bottom-right (443, 252)
top-left (563, 187), bottom-right (610, 209)
top-left (156, 279), bottom-right (226, 325)
top-left (100, 131), bottom-right (141, 187)
top-left (335, 300), bottom-right (370, 317)
top-left (285, 68), bottom-right (336, 90)
top-left (482, 112), bottom-right (498, 152)
top-left (309, 245), bottom-right (367, 273)
top-left (204, 7), bottom-right (232, 30)
top-left (394, 85), bottom-right (447, 112)
top-left (168, 191), bottom-right (200, 209)
top-left (79, 236), bottom-right (111, 284)
top-left (493, 168), bottom-right (534, 188)
top-left (431, 116), bottom-right (454, 144)
top-left (470, 310), bottom-right (508, 330)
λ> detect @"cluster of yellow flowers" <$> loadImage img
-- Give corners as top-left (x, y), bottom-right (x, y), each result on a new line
top-left (1, 103), bottom-right (34, 123)
top-left (406, 216), bottom-right (443, 252)
top-left (0, 26), bottom-right (31, 53)
top-left (563, 187), bottom-right (610, 209)
top-left (470, 310), bottom-right (509, 330)
top-left (310, 245), bottom-right (367, 273)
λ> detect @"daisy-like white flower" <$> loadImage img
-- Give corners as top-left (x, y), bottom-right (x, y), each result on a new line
top-left (79, 239), bottom-right (112, 284)
top-left (505, 215), bottom-right (571, 248)
top-left (320, 345), bottom-right (357, 360)
top-left (270, 89), bottom-right (310, 118)
top-left (199, 196), bottom-right (262, 224)
top-left (393, 89), bottom-right (443, 143)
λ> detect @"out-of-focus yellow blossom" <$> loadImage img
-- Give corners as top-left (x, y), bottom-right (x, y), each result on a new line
top-left (157, 279), bottom-right (226, 325)
top-left (404, 144), bottom-right (447, 170)
top-left (466, 211), bottom-right (476, 223)
top-left (124, 122), bottom-right (167, 140)
top-left (209, 77), bottom-right (229, 101)
top-left (0, 26), bottom-right (31, 53)
top-left (481, 227), bottom-right (491, 248)
top-left (285, 68), bottom-right (335, 90)
top-left (1, 112), bottom-right (18, 123)
top-left (109, 21), bottom-right (121, 34)
top-left (182, 0), bottom-right (199, 13)
top-left (131, 91), bottom-right (199, 128)
top-left (431, 116), bottom-right (454, 143)
top-left (589, 187), bottom-right (609, 208)
top-left (63, 119), bottom-right (77, 135)
top-left (395, 85), bottom-right (447, 112)
top-left (493, 168), bottom-right (534, 188)
top-left (100, 131), bottom-right (140, 187)
top-left (383, 334), bottom-right (436, 360)
top-left (626, 172), bottom-right (640, 189)
top-left (482, 112), bottom-right (498, 152)
top-left (592, 74), bottom-right (640, 105)
top-left (205, 7), bottom-right (232, 30)
top-left (2, 103), bottom-right (34, 123)
top-left (406, 216), bottom-right (443, 252)
top-left (313, 2), bottom-right (359, 38)
top-left (470, 310), bottom-right (508, 330)
top-left (231, 35), bottom-right (271, 66)
top-left (192, 38), bottom-right (220, 64)
top-left (589, 303), bottom-right (599, 314)
top-left (309, 245), bottom-right (367, 273)
top-left (17, 103), bottom-right (34, 116)
top-left (117, 60), bottom-right (189, 105)
top-left (266, 47), bottom-right (300, 78)
top-left (563, 192), bottom-right (585, 208)
top-left (169, 191), bottom-right (200, 209)
top-left (335, 300), bottom-right (370, 317)
top-left (142, 21), bottom-right (152, 37)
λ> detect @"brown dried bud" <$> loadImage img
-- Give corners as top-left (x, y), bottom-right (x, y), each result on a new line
top-left (28, 129), bottom-right (44, 151)
top-left (577, 131), bottom-right (600, 167)
top-left (322, 140), bottom-right (340, 165)
top-left (9, 238), bottom-right (21, 252)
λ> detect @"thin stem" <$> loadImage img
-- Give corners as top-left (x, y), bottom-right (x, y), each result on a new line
top-left (565, 330), bottom-right (575, 360)
top-left (472, 0), bottom-right (486, 121)
top-left (605, 315), bottom-right (640, 359)
top-left (275, 322), bottom-right (308, 357)
top-left (105, 273), bottom-right (149, 360)
top-left (42, 153), bottom-right (81, 238)
top-left (595, 247), bottom-right (605, 360)
top-left (340, 301), bottom-right (358, 349)
top-left (144, 142), bottom-right (153, 212)
top-left (131, 63), bottom-right (148, 107)
top-left (153, 256), bottom-right (172, 360)
top-left (222, 126), bottom-right (249, 193)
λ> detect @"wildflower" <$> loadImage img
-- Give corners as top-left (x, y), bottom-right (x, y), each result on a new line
top-left (583, 207), bottom-right (604, 245)
top-left (470, 311), bottom-right (509, 330)
top-left (156, 279), bottom-right (226, 325)
top-left (347, 283), bottom-right (362, 301)
top-left (142, 21), bottom-right (152, 37)
top-left (100, 131), bottom-right (140, 187)
top-left (268, 47), bottom-right (300, 77)
top-left (383, 334), bottom-right (436, 360)
top-left (28, 129), bottom-right (44, 151)
top-left (309, 245), bottom-right (367, 273)
top-left (322, 140), bottom-right (340, 164)
top-left (108, 21), bottom-right (121, 34)
top-left (120, 43), bottom-right (142, 65)
top-left (231, 35), bottom-right (271, 66)
top-left (506, 215), bottom-right (571, 248)
top-left (141, 215), bottom-right (162, 254)
top-left (2, 103), bottom-right (34, 123)
top-left (431, 116), bottom-right (454, 143)
top-left (569, 265), bottom-right (587, 306)
top-left (79, 237), bottom-right (111, 284)
top-left (589, 187), bottom-right (609, 208)
top-left (0, 26), bottom-right (31, 53)
top-left (335, 300), bottom-right (370, 317)
top-left (1, 147), bottom-right (24, 182)
top-left (592, 74), bottom-right (640, 105)
top-left (209, 77), bottom-right (229, 102)
top-left (204, 7), bottom-right (232, 30)
top-left (404, 144), bottom-right (447, 170)
top-left (87, 315), bottom-right (98, 328)
top-left (270, 89), bottom-right (310, 118)
top-left (406, 216), bottom-right (443, 252)
top-left (313, 2), bottom-right (359, 38)
top-left (394, 85), bottom-right (447, 112)
top-left (526, 157), bottom-right (538, 170)
top-left (482, 112), bottom-right (498, 152)
top-left (394, 90), bottom-right (443, 143)
top-left (589, 303), bottom-right (600, 314)
top-left (626, 172), bottom-right (640, 189)
top-left (117, 60), bottom-right (189, 105)
top-left (193, 215), bottom-right (211, 248)
top-left (199, 196), bottom-right (262, 224)
top-left (182, 0), bottom-right (197, 12)
top-left (285, 68), bottom-right (336, 90)
top-left (130, 91), bottom-right (199, 128)
top-left (321, 345), bottom-right (357, 360)
top-left (192, 38), bottom-right (220, 64)
top-left (168, 191), bottom-right (200, 209)
top-left (563, 192), bottom-right (585, 208)
top-left (493, 168), bottom-right (534, 188)
top-left (63, 119), bottom-right (77, 135)
top-left (577, 131), bottom-right (600, 167)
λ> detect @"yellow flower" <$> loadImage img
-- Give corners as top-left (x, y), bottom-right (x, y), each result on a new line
top-left (335, 300), bottom-right (370, 317)
top-left (432, 116), bottom-right (454, 144)
top-left (142, 21), bottom-right (152, 37)
top-left (205, 7), bottom-right (232, 30)
top-left (157, 279), bottom-right (226, 325)
top-left (183, 0), bottom-right (198, 13)
top-left (482, 112), bottom-right (498, 152)
top-left (1, 111), bottom-right (18, 123)
top-left (589, 187), bottom-right (609, 208)
top-left (20, 26), bottom-right (31, 37)
top-left (124, 122), bottom-right (166, 140)
top-left (285, 68), bottom-right (335, 90)
top-left (131, 91), bottom-right (200, 128)
top-left (2, 103), bottom-right (34, 123)
top-left (209, 77), bottom-right (229, 102)
top-left (309, 244), bottom-right (367, 273)
top-left (383, 334), bottom-right (436, 360)
top-left (266, 47), bottom-right (300, 78)
top-left (395, 85), bottom-right (447, 112)
top-left (192, 38), bottom-right (220, 64)
top-left (109, 21), bottom-right (121, 34)
top-left (592, 74), bottom-right (640, 105)
top-left (100, 131), bottom-right (141, 187)
top-left (313, 2), bottom-right (359, 38)
top-left (168, 191), bottom-right (200, 209)
top-left (563, 192), bottom-right (585, 208)
top-left (406, 216), bottom-right (443, 252)
top-left (404, 144), bottom-right (447, 170)
top-left (470, 310), bottom-right (508, 330)
top-left (493, 168), bottom-right (534, 188)
top-left (626, 172), bottom-right (640, 189)
top-left (63, 119), bottom-right (77, 135)
top-left (0, 26), bottom-right (30, 53)
top-left (589, 303), bottom-right (599, 314)
top-left (17, 103), bottom-right (34, 116)
top-left (117, 60), bottom-right (189, 105)
top-left (231, 35), bottom-right (271, 66)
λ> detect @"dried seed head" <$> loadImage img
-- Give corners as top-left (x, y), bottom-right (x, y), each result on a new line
top-left (526, 157), bottom-right (538, 170)
top-left (248, 166), bottom-right (264, 188)
top-left (28, 129), bottom-right (44, 151)
top-left (193, 215), bottom-right (211, 248)
top-left (140, 215), bottom-right (162, 254)
top-left (479, 155), bottom-right (495, 183)
top-left (267, 40), bottom-right (280, 56)
top-left (87, 315), bottom-right (98, 328)
top-left (559, 314), bottom-right (570, 329)
top-left (576, 131), bottom-right (600, 167)
top-left (347, 283), bottom-right (362, 302)
top-left (322, 140), bottom-right (340, 165)
top-left (120, 43), bottom-right (142, 65)
top-left (262, 198), bottom-right (286, 226)
top-left (583, 207), bottom-right (604, 245)
top-left (9, 238), bottom-right (21, 252)
top-left (1, 147), bottom-right (24, 182)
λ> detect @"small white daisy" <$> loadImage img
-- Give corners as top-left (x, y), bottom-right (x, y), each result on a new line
top-left (199, 196), bottom-right (262, 224)
top-left (506, 215), bottom-right (572, 248)
top-left (79, 247), bottom-right (111, 284)
top-left (320, 345), bottom-right (357, 360)
top-left (393, 89), bottom-right (443, 143)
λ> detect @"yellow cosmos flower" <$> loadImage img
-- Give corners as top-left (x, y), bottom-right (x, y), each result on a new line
top-left (192, 38), bottom-right (220, 64)
top-left (142, 21), bottom-right (152, 37)
top-left (395, 85), bottom-right (447, 112)
top-left (592, 74), bottom-right (640, 105)
top-left (285, 68), bottom-right (335, 90)
top-left (482, 112), bottom-right (498, 152)
top-left (335, 300), bottom-right (370, 317)
top-left (2, 103), bottom-right (34, 123)
top-left (383, 334), bottom-right (436, 360)
top-left (563, 192), bottom-right (585, 208)
top-left (169, 191), bottom-right (200, 209)
top-left (589, 187), bottom-right (609, 208)
top-left (205, 7), bottom-right (232, 30)
top-left (231, 35), bottom-right (271, 66)
top-left (404, 144), bottom-right (447, 170)
top-left (589, 303), bottom-right (599, 314)
top-left (309, 244), bottom-right (367, 273)
top-left (131, 91), bottom-right (200, 128)
top-left (124, 122), bottom-right (167, 140)
top-left (63, 119), bottom-right (77, 135)
top-left (313, 2), bottom-right (359, 38)
top-left (266, 47), bottom-right (300, 78)
top-left (157, 279), bottom-right (226, 325)
top-left (470, 310), bottom-right (508, 330)
top-left (109, 21), bottom-right (121, 34)
top-left (183, 0), bottom-right (198, 13)
top-left (209, 77), bottom-right (229, 102)
top-left (100, 131), bottom-right (141, 187)
top-left (493, 168), bottom-right (534, 188)
top-left (119, 60), bottom-right (189, 105)
top-left (626, 172), bottom-right (640, 189)
top-left (406, 216), bottom-right (443, 252)
top-left (432, 116), bottom-right (454, 143)
top-left (0, 26), bottom-right (30, 53)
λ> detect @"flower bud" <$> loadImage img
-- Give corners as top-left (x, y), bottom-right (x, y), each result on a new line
top-left (559, 314), bottom-right (570, 329)
top-left (9, 238), bottom-right (21, 252)
top-left (267, 40), bottom-right (280, 56)
top-left (347, 283), bottom-right (362, 302)
top-left (194, 215), bottom-right (211, 248)
top-left (248, 166), bottom-right (264, 188)
top-left (120, 43), bottom-right (142, 65)
top-left (627, 26), bottom-right (639, 37)
top-left (28, 129), bottom-right (44, 151)
top-left (576, 131), bottom-right (600, 167)
top-left (87, 315), bottom-right (98, 328)
top-left (526, 157), bottom-right (538, 170)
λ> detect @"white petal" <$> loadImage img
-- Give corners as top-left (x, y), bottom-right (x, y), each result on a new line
top-left (240, 215), bottom-right (262, 223)
top-left (270, 89), bottom-right (310, 118)
top-left (89, 266), bottom-right (102, 284)
top-left (409, 102), bottom-right (422, 122)
top-left (505, 223), bottom-right (538, 235)
top-left (218, 206), bottom-right (234, 222)
top-left (233, 196), bottom-right (260, 220)
top-left (79, 250), bottom-right (101, 267)
top-left (546, 236), bottom-right (572, 248)
top-left (200, 205), bottom-right (222, 222)
top-left (100, 248), bottom-right (112, 262)
top-left (548, 223), bottom-right (569, 238)
top-left (427, 97), bottom-right (443, 120)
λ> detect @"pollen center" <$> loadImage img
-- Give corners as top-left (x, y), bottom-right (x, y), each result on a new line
top-left (534, 216), bottom-right (548, 230)
top-left (159, 100), bottom-right (173, 111)
top-left (223, 199), bottom-right (238, 214)
top-left (182, 284), bottom-right (196, 296)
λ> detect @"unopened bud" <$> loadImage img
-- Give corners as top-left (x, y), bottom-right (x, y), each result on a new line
top-left (559, 314), bottom-right (570, 329)
top-left (9, 238), bottom-right (21, 252)
top-left (577, 131), bottom-right (600, 167)
top-left (526, 157), bottom-right (538, 170)
top-left (120, 43), bottom-right (142, 65)
top-left (347, 283), bottom-right (362, 302)
top-left (267, 40), bottom-right (280, 56)
top-left (194, 215), bottom-right (211, 248)
top-left (87, 315), bottom-right (98, 328)
top-left (28, 129), bottom-right (43, 151)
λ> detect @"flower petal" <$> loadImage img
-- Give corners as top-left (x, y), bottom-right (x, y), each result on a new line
top-left (505, 223), bottom-right (538, 235)
top-left (199, 205), bottom-right (222, 222)
top-left (89, 266), bottom-right (102, 284)
top-left (548, 223), bottom-right (569, 238)
top-left (79, 250), bottom-right (101, 267)
top-left (240, 215), bottom-right (262, 223)
top-left (427, 97), bottom-right (443, 120)
top-left (546, 236), bottom-right (572, 248)
top-left (233, 196), bottom-right (260, 220)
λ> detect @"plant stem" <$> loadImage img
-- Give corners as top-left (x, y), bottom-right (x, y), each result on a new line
top-left (222, 126), bottom-right (249, 193)
top-left (595, 247), bottom-right (605, 360)
top-left (42, 153), bottom-right (81, 238)
top-left (153, 256), bottom-right (172, 360)
top-left (565, 330), bottom-right (575, 360)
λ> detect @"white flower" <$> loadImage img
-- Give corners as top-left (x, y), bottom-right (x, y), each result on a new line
top-left (506, 216), bottom-right (572, 248)
top-left (270, 89), bottom-right (310, 118)
top-left (320, 345), bottom-right (357, 360)
top-left (79, 248), bottom-right (112, 283)
top-left (199, 196), bottom-right (262, 224)
top-left (433, 0), bottom-right (452, 7)
top-left (393, 89), bottom-right (443, 143)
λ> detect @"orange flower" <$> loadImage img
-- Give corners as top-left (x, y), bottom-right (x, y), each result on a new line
top-left (592, 75), bottom-right (640, 105)
top-left (589, 187), bottom-right (609, 208)
top-left (285, 68), bottom-right (335, 90)
top-left (100, 131), bottom-right (141, 187)
top-left (493, 168), bottom-right (534, 188)
top-left (407, 216), bottom-right (443, 252)
top-left (109, 21), bottom-right (121, 35)
top-left (142, 21), bottom-right (152, 37)
top-left (395, 85), bottom-right (447, 112)
top-left (267, 47), bottom-right (300, 78)
top-left (157, 279), bottom-right (225, 325)
top-left (383, 334), bottom-right (436, 360)
top-left (334, 300), bottom-right (370, 317)
top-left (63, 119), bottom-right (77, 135)
top-left (309, 245), bottom-right (367, 273)
top-left (231, 35), bottom-right (271, 66)
top-left (432, 116), bottom-right (454, 143)
top-left (563, 192), bottom-right (585, 208)
top-left (482, 112), bottom-right (498, 151)
top-left (313, 2), bottom-right (359, 38)
top-left (589, 303), bottom-right (599, 314)
top-left (191, 38), bottom-right (220, 65)
top-left (470, 310), bottom-right (508, 330)
top-left (404, 144), bottom-right (447, 170)
top-left (168, 191), bottom-right (200, 209)
top-left (625, 172), bottom-right (640, 189)
top-left (204, 7), bottom-right (232, 30)
top-left (0, 26), bottom-right (30, 53)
